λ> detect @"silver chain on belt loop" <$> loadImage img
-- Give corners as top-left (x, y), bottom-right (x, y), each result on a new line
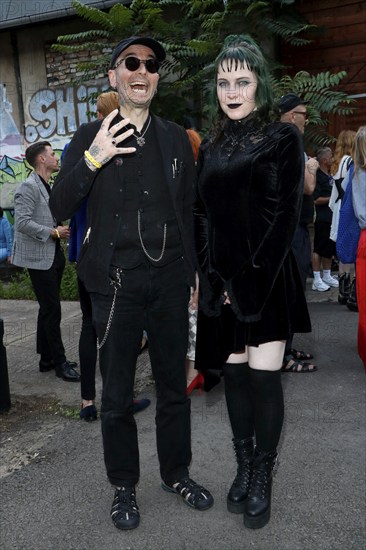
top-left (97, 267), bottom-right (122, 350)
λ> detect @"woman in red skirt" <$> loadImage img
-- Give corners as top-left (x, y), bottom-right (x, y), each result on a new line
top-left (352, 126), bottom-right (366, 369)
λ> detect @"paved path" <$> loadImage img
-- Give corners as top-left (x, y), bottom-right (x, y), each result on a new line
top-left (0, 286), bottom-right (365, 550)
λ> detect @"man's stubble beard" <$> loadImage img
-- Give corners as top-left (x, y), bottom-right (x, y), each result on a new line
top-left (117, 83), bottom-right (155, 111)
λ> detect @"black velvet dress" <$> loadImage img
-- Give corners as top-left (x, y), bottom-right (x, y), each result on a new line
top-left (194, 115), bottom-right (311, 371)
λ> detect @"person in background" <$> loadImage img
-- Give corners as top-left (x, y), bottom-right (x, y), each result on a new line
top-left (185, 127), bottom-right (222, 394)
top-left (50, 36), bottom-right (213, 531)
top-left (12, 142), bottom-right (80, 381)
top-left (279, 93), bottom-right (318, 373)
top-left (311, 147), bottom-right (339, 291)
top-left (194, 34), bottom-right (311, 529)
top-left (185, 128), bottom-right (202, 393)
top-left (186, 128), bottom-right (202, 164)
top-left (329, 130), bottom-right (356, 305)
top-left (0, 207), bottom-right (13, 263)
top-left (351, 126), bottom-right (366, 369)
top-left (96, 91), bottom-right (119, 120)
top-left (67, 91), bottom-right (151, 421)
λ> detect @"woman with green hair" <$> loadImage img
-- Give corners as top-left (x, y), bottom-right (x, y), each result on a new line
top-left (194, 35), bottom-right (311, 529)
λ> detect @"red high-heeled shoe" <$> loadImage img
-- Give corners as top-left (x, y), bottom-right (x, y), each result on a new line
top-left (186, 373), bottom-right (204, 396)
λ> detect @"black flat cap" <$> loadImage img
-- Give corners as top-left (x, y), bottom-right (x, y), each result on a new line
top-left (110, 36), bottom-right (166, 69)
top-left (278, 93), bottom-right (308, 114)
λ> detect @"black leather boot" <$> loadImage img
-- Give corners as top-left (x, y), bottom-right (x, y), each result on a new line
top-left (338, 272), bottom-right (351, 304)
top-left (227, 437), bottom-right (254, 513)
top-left (346, 277), bottom-right (358, 312)
top-left (243, 448), bottom-right (277, 529)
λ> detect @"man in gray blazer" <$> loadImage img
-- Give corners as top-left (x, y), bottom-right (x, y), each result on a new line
top-left (12, 141), bottom-right (80, 381)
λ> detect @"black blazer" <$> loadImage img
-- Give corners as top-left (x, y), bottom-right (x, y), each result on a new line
top-left (50, 114), bottom-right (196, 295)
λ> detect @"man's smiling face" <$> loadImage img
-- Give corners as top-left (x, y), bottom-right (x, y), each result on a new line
top-left (108, 44), bottom-right (160, 110)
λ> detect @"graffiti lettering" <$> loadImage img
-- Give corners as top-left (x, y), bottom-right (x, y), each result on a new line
top-left (25, 84), bottom-right (105, 143)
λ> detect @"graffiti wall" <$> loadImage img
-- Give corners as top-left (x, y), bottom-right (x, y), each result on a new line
top-left (0, 81), bottom-right (107, 217)
top-left (25, 84), bottom-right (101, 144)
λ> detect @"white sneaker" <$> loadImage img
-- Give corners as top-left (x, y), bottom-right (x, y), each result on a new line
top-left (312, 279), bottom-right (330, 292)
top-left (322, 274), bottom-right (339, 288)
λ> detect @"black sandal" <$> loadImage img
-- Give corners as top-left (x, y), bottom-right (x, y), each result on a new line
top-left (111, 486), bottom-right (140, 530)
top-left (161, 477), bottom-right (214, 511)
top-left (290, 348), bottom-right (314, 361)
top-left (282, 356), bottom-right (317, 373)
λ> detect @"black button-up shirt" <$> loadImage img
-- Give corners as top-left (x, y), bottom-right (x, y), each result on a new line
top-left (111, 116), bottom-right (183, 268)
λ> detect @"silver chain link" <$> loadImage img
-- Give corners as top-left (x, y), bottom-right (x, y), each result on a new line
top-left (137, 209), bottom-right (167, 262)
top-left (97, 268), bottom-right (122, 350)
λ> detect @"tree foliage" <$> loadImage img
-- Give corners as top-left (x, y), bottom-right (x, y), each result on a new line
top-left (52, 0), bottom-right (355, 147)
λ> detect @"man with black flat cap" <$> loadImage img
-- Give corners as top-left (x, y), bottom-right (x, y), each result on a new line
top-left (50, 36), bottom-right (213, 530)
top-left (279, 93), bottom-right (319, 372)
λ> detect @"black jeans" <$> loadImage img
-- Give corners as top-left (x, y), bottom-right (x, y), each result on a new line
top-left (78, 277), bottom-right (97, 401)
top-left (90, 257), bottom-right (191, 487)
top-left (28, 247), bottom-right (66, 366)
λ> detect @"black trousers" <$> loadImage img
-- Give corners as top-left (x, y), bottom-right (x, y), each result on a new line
top-left (292, 223), bottom-right (311, 291)
top-left (28, 247), bottom-right (66, 366)
top-left (90, 257), bottom-right (191, 487)
top-left (78, 277), bottom-right (97, 401)
top-left (286, 223), bottom-right (311, 353)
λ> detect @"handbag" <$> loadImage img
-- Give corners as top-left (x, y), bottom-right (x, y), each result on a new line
top-left (336, 163), bottom-right (360, 263)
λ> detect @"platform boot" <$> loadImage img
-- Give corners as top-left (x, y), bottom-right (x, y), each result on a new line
top-left (227, 437), bottom-right (254, 514)
top-left (243, 448), bottom-right (277, 529)
top-left (338, 272), bottom-right (351, 304)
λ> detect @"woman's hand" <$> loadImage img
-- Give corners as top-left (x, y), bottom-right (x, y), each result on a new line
top-left (223, 291), bottom-right (231, 305)
top-left (86, 110), bottom-right (136, 168)
top-left (189, 287), bottom-right (199, 310)
top-left (189, 273), bottom-right (200, 310)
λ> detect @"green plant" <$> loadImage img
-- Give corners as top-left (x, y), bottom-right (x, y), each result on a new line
top-left (48, 401), bottom-right (80, 420)
top-left (60, 262), bottom-right (79, 301)
top-left (52, 0), bottom-right (354, 147)
top-left (0, 269), bottom-right (35, 300)
top-left (0, 261), bottom-right (78, 301)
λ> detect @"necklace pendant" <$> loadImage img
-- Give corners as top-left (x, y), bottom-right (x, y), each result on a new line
top-left (136, 136), bottom-right (145, 147)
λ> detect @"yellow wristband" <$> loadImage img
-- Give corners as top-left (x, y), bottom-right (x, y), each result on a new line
top-left (54, 228), bottom-right (60, 239)
top-left (84, 150), bottom-right (102, 169)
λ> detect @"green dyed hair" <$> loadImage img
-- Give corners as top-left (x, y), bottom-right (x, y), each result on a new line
top-left (214, 34), bottom-right (274, 112)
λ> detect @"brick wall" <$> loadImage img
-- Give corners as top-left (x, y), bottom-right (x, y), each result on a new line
top-left (45, 43), bottom-right (112, 87)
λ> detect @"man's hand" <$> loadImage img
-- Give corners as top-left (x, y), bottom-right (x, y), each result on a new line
top-left (304, 157), bottom-right (319, 195)
top-left (306, 157), bottom-right (319, 176)
top-left (51, 225), bottom-right (70, 240)
top-left (57, 225), bottom-right (70, 240)
top-left (86, 110), bottom-right (137, 170)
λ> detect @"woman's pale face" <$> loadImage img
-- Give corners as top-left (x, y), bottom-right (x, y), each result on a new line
top-left (217, 60), bottom-right (258, 121)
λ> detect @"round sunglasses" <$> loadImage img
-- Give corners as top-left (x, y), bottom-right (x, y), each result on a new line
top-left (292, 110), bottom-right (309, 120)
top-left (113, 56), bottom-right (160, 74)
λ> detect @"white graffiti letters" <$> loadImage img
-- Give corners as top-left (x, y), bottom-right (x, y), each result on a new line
top-left (25, 85), bottom-right (101, 144)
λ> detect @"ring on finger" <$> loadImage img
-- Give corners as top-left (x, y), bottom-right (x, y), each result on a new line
top-left (111, 139), bottom-right (116, 145)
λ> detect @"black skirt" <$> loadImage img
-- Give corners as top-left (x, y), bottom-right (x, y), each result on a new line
top-left (195, 252), bottom-right (311, 372)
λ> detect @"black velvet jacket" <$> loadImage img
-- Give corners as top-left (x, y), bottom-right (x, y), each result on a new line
top-left (50, 114), bottom-right (196, 295)
top-left (194, 116), bottom-right (304, 322)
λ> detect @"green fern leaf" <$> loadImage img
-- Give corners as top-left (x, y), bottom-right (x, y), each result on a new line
top-left (71, 0), bottom-right (113, 31)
